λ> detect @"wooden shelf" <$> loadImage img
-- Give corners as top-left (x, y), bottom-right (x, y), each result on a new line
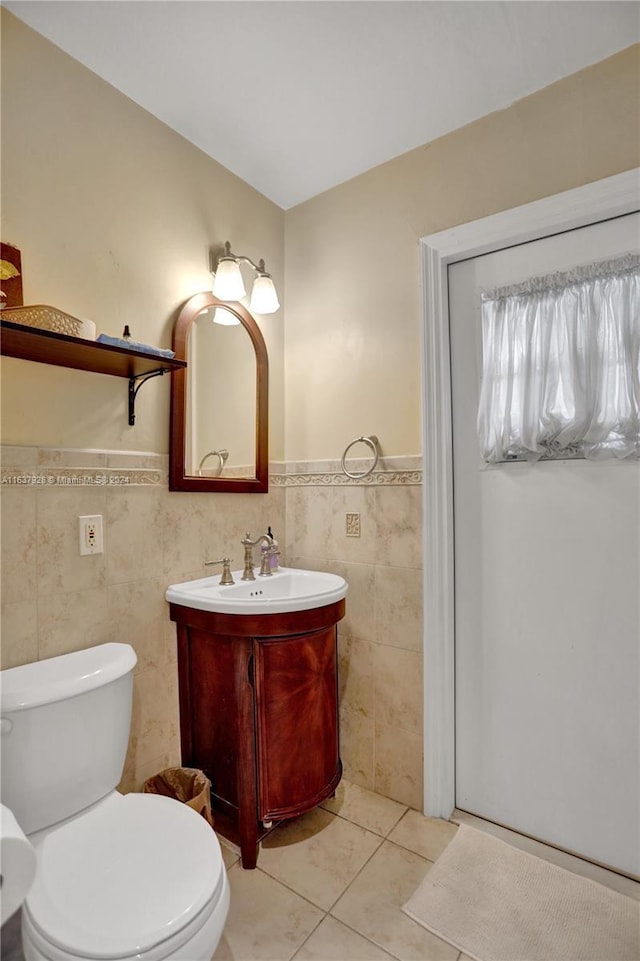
top-left (0, 320), bottom-right (186, 378)
top-left (0, 319), bottom-right (186, 425)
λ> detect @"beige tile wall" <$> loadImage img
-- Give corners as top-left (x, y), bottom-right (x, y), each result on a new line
top-left (1, 446), bottom-right (422, 810)
top-left (284, 457), bottom-right (423, 810)
top-left (0, 445), bottom-right (286, 792)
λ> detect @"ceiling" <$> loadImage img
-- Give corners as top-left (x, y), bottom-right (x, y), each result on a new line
top-left (5, 1), bottom-right (639, 209)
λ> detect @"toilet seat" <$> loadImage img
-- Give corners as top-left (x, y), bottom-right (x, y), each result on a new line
top-left (23, 793), bottom-right (226, 960)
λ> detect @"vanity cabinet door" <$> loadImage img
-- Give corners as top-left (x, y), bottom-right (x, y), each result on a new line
top-left (185, 629), bottom-right (243, 811)
top-left (254, 626), bottom-right (341, 821)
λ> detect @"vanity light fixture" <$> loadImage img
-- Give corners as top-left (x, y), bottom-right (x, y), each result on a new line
top-left (210, 241), bottom-right (280, 314)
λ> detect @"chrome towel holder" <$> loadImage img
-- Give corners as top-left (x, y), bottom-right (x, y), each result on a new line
top-left (341, 435), bottom-right (380, 479)
top-left (197, 449), bottom-right (229, 476)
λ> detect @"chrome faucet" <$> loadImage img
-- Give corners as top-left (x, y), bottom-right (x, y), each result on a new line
top-left (240, 532), bottom-right (274, 581)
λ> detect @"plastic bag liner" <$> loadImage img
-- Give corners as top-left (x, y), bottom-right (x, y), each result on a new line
top-left (143, 767), bottom-right (214, 827)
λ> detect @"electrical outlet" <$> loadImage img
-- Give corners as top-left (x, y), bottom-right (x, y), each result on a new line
top-left (79, 515), bottom-right (104, 555)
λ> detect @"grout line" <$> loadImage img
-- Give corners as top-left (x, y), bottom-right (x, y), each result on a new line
top-left (288, 908), bottom-right (326, 960)
top-left (251, 864), bottom-right (329, 916)
top-left (323, 913), bottom-right (406, 961)
top-left (317, 804), bottom-right (407, 840)
top-left (323, 831), bottom-right (386, 915)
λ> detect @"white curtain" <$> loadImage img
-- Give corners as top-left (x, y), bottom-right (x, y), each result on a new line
top-left (477, 254), bottom-right (640, 463)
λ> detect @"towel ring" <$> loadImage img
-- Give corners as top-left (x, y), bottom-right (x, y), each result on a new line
top-left (341, 435), bottom-right (380, 479)
top-left (197, 449), bottom-right (229, 477)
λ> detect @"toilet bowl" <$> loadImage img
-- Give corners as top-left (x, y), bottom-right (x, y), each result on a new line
top-left (20, 793), bottom-right (229, 961)
top-left (0, 644), bottom-right (230, 961)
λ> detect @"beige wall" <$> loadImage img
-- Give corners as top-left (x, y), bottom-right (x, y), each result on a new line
top-left (0, 11), bottom-right (286, 795)
top-left (284, 44), bottom-right (640, 461)
top-left (0, 10), bottom-right (285, 457)
top-left (282, 43), bottom-right (639, 808)
top-left (1, 10), bottom-right (638, 812)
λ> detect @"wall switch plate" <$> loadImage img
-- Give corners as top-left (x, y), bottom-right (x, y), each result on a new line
top-left (79, 515), bottom-right (103, 555)
top-left (346, 512), bottom-right (361, 537)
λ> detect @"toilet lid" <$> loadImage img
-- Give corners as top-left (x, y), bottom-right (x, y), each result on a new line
top-left (25, 793), bottom-right (223, 959)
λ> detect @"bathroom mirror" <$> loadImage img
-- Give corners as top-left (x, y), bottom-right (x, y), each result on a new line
top-left (169, 292), bottom-right (268, 492)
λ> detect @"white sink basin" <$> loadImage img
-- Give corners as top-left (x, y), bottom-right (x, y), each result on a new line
top-left (165, 567), bottom-right (348, 615)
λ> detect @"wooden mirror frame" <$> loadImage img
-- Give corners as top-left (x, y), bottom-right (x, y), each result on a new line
top-left (169, 292), bottom-right (268, 492)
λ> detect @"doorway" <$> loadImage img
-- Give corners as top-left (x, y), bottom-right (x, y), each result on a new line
top-left (448, 214), bottom-right (639, 876)
top-left (419, 170), bottom-right (640, 864)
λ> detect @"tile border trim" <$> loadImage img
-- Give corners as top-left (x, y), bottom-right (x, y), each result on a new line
top-left (270, 469), bottom-right (422, 487)
top-left (271, 454), bottom-right (422, 486)
top-left (1, 447), bottom-right (422, 488)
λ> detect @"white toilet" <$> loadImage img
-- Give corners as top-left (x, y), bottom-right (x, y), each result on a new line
top-left (0, 643), bottom-right (230, 961)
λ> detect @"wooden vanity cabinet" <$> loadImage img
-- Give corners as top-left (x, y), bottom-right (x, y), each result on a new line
top-left (169, 599), bottom-right (345, 868)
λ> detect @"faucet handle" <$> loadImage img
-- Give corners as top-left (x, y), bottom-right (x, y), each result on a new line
top-left (258, 550), bottom-right (272, 577)
top-left (205, 558), bottom-right (235, 585)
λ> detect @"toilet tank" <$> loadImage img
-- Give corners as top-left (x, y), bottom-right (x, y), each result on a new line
top-left (0, 643), bottom-right (137, 835)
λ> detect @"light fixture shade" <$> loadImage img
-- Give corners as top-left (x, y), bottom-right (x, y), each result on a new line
top-left (212, 307), bottom-right (241, 326)
top-left (212, 258), bottom-right (246, 300)
top-left (250, 274), bottom-right (280, 314)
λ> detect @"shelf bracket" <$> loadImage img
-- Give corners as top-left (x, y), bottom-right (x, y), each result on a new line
top-left (128, 368), bottom-right (169, 426)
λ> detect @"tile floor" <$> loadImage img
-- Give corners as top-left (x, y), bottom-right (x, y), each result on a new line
top-left (214, 780), bottom-right (639, 961)
top-left (214, 781), bottom-right (471, 961)
top-left (3, 780), bottom-right (636, 961)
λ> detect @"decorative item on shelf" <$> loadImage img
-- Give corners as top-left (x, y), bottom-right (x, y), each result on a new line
top-left (96, 332), bottom-right (175, 359)
top-left (0, 242), bottom-right (23, 308)
top-left (267, 525), bottom-right (279, 570)
top-left (341, 435), bottom-right (381, 479)
top-left (210, 241), bottom-right (279, 315)
top-left (0, 304), bottom-right (96, 339)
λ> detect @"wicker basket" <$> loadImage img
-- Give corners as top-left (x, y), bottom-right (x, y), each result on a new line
top-left (1, 305), bottom-right (90, 338)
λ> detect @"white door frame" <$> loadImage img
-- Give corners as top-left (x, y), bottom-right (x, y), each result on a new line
top-left (420, 168), bottom-right (640, 818)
